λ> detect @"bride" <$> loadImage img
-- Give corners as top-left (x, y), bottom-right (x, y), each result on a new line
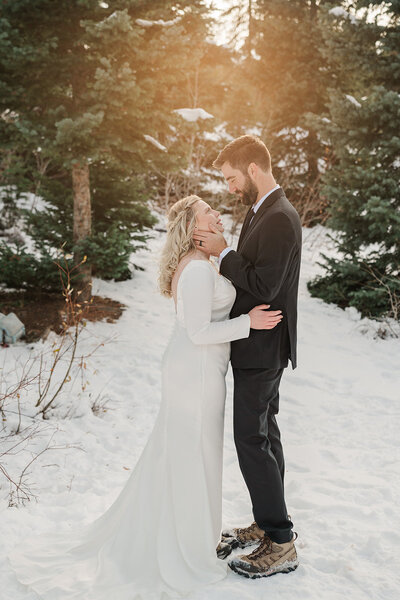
top-left (8, 195), bottom-right (282, 599)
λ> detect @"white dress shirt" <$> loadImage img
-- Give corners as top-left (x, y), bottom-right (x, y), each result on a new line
top-left (218, 185), bottom-right (281, 265)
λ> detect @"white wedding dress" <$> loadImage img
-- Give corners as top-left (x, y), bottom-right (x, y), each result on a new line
top-left (8, 259), bottom-right (251, 600)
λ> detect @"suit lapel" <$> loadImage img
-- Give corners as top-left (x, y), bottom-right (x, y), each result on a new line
top-left (237, 206), bottom-right (254, 252)
top-left (238, 188), bottom-right (284, 252)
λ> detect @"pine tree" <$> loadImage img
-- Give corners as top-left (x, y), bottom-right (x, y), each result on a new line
top-left (307, 1), bottom-right (400, 321)
top-left (0, 1), bottom-right (204, 294)
top-left (222, 0), bottom-right (336, 223)
top-left (135, 7), bottom-right (232, 209)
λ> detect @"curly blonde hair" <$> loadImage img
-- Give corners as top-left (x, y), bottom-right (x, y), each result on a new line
top-left (158, 195), bottom-right (201, 297)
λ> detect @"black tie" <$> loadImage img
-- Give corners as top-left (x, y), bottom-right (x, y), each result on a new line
top-left (249, 207), bottom-right (256, 225)
top-left (238, 207), bottom-right (256, 250)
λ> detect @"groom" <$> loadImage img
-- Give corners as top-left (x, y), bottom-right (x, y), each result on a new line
top-left (193, 135), bottom-right (302, 579)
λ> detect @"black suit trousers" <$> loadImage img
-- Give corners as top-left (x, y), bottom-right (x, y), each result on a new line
top-left (232, 367), bottom-right (293, 544)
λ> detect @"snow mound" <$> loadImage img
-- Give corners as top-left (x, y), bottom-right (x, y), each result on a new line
top-left (329, 6), bottom-right (358, 25)
top-left (136, 17), bottom-right (180, 28)
top-left (345, 94), bottom-right (362, 108)
top-left (173, 108), bottom-right (214, 122)
top-left (143, 135), bottom-right (167, 152)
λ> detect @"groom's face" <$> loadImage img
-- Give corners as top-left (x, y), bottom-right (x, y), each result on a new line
top-left (221, 162), bottom-right (258, 206)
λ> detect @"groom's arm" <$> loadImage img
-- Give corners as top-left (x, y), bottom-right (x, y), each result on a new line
top-left (220, 212), bottom-right (296, 302)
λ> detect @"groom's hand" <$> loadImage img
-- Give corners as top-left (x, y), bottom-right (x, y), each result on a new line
top-left (193, 223), bottom-right (228, 257)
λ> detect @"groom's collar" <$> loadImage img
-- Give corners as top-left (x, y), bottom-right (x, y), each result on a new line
top-left (238, 186), bottom-right (284, 250)
top-left (252, 184), bottom-right (281, 213)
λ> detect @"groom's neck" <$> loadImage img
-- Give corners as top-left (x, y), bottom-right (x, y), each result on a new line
top-left (256, 173), bottom-right (277, 203)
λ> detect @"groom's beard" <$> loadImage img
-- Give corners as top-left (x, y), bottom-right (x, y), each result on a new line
top-left (237, 175), bottom-right (259, 206)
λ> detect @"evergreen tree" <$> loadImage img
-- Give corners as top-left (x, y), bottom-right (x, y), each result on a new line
top-left (222, 0), bottom-right (336, 223)
top-left (307, 1), bottom-right (400, 321)
top-left (0, 1), bottom-right (207, 293)
top-left (23, 157), bottom-right (154, 283)
top-left (136, 12), bottom-right (232, 209)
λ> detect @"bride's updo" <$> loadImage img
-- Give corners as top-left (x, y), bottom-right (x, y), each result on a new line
top-left (158, 195), bottom-right (201, 297)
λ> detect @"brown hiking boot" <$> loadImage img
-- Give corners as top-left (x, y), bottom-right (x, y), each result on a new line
top-left (216, 541), bottom-right (233, 559)
top-left (228, 532), bottom-right (299, 579)
top-left (221, 521), bottom-right (265, 549)
top-left (222, 515), bottom-right (293, 549)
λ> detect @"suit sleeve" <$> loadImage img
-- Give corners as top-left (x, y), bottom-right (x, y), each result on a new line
top-left (220, 212), bottom-right (296, 302)
top-left (180, 262), bottom-right (251, 345)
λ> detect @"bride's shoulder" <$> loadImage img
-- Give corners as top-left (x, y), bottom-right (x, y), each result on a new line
top-left (181, 257), bottom-right (214, 274)
top-left (176, 257), bottom-right (215, 285)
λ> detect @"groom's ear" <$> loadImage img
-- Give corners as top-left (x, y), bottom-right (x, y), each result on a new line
top-left (248, 162), bottom-right (258, 180)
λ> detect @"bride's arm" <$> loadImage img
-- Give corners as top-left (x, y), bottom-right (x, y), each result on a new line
top-left (180, 261), bottom-right (251, 345)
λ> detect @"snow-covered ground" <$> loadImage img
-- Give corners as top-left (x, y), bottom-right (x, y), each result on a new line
top-left (1, 219), bottom-right (399, 599)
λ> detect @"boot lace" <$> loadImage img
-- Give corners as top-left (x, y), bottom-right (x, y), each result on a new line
top-left (247, 536), bottom-right (273, 560)
top-left (236, 521), bottom-right (258, 537)
top-left (248, 531), bottom-right (298, 560)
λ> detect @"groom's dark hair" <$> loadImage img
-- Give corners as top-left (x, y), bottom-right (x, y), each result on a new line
top-left (212, 134), bottom-right (271, 174)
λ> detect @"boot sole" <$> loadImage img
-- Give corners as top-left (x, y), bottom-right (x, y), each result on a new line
top-left (229, 559), bottom-right (299, 579)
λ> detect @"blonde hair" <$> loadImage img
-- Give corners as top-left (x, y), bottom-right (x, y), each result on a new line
top-left (158, 195), bottom-right (201, 297)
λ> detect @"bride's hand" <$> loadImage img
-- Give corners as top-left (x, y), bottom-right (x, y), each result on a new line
top-left (248, 304), bottom-right (283, 330)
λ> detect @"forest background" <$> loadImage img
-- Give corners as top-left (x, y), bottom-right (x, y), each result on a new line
top-left (0, 0), bottom-right (399, 322)
top-left (0, 5), bottom-right (399, 596)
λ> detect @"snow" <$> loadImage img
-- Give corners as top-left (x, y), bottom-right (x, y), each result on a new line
top-left (136, 17), bottom-right (180, 28)
top-left (173, 108), bottom-right (214, 122)
top-left (143, 134), bottom-right (167, 152)
top-left (345, 94), bottom-right (362, 108)
top-left (202, 123), bottom-right (234, 143)
top-left (200, 176), bottom-right (227, 195)
top-left (1, 219), bottom-right (400, 599)
top-left (329, 7), bottom-right (358, 25)
top-left (276, 127), bottom-right (309, 141)
top-left (317, 157), bottom-right (327, 173)
top-left (0, 189), bottom-right (50, 256)
top-left (202, 131), bottom-right (221, 142)
top-left (0, 189), bottom-right (48, 214)
top-left (245, 125), bottom-right (263, 137)
top-left (346, 144), bottom-right (358, 155)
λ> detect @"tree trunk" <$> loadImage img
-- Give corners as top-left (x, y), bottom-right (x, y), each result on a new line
top-left (246, 0), bottom-right (253, 60)
top-left (72, 161), bottom-right (92, 302)
top-left (306, 129), bottom-right (319, 183)
top-left (310, 0), bottom-right (317, 20)
top-left (307, 0), bottom-right (319, 184)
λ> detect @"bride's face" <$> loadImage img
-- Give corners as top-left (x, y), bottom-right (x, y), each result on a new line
top-left (193, 200), bottom-right (224, 233)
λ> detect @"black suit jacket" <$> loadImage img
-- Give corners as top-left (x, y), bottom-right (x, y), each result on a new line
top-left (220, 187), bottom-right (302, 370)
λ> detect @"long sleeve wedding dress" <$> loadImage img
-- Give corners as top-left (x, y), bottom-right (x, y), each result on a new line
top-left (8, 258), bottom-right (250, 599)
